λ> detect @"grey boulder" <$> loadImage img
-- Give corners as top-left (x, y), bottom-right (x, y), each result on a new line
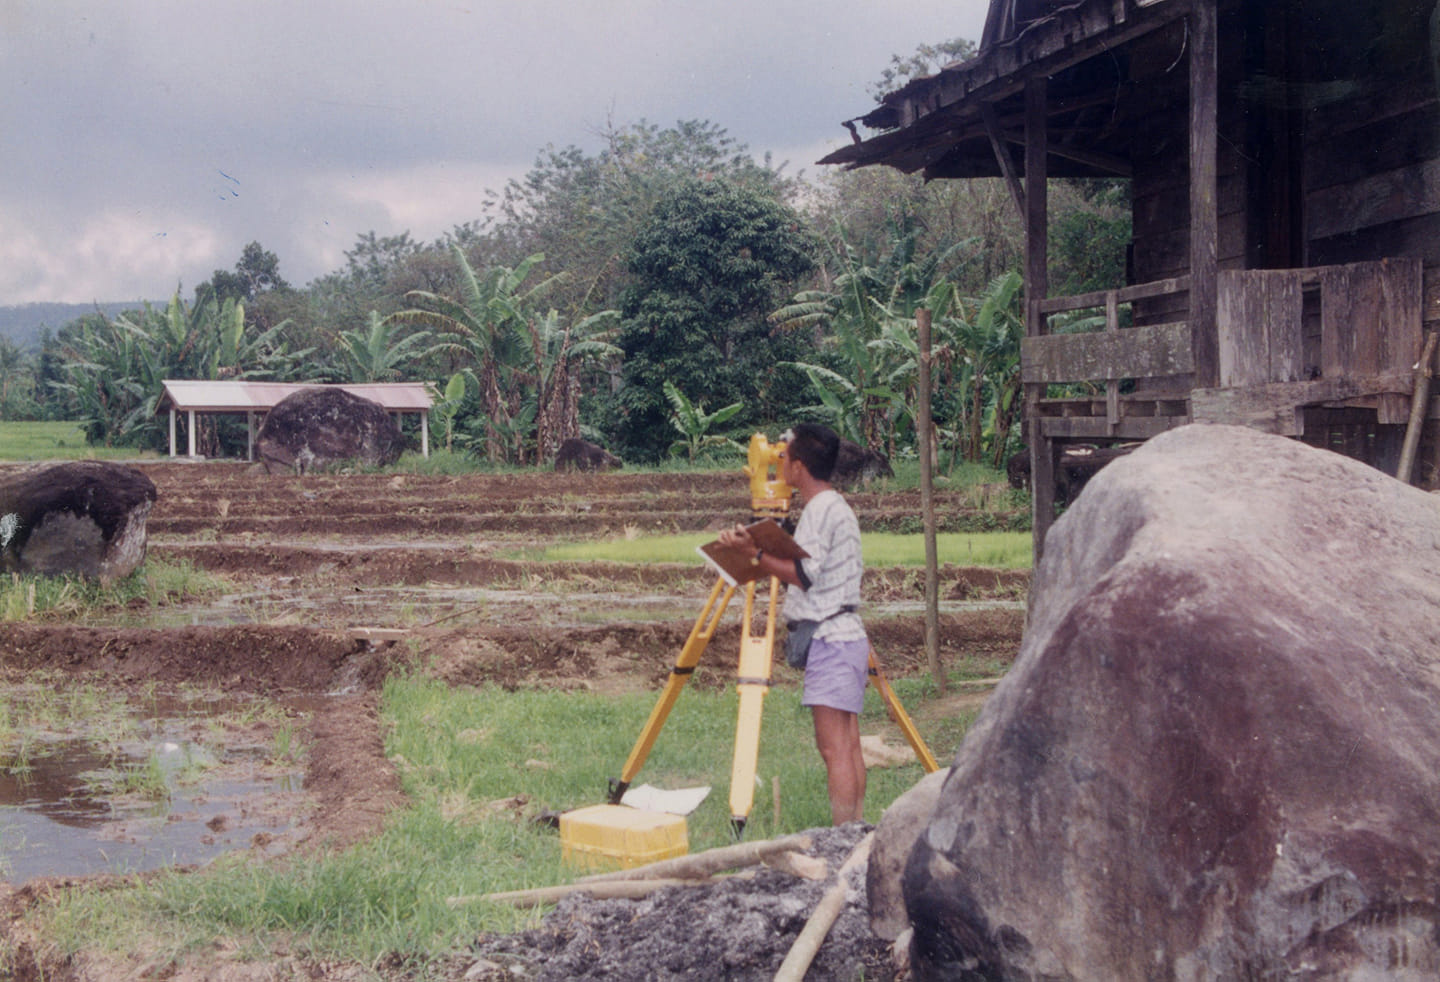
top-left (906, 423), bottom-right (1440, 979)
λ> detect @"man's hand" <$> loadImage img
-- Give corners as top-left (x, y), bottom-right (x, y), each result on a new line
top-left (717, 524), bottom-right (756, 553)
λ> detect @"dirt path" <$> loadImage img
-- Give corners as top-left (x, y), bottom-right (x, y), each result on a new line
top-left (0, 461), bottom-right (1027, 980)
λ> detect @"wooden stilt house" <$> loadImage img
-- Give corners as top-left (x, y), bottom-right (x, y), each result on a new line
top-left (822, 0), bottom-right (1440, 554)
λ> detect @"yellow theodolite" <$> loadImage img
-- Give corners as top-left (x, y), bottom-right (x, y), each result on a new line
top-left (608, 432), bottom-right (937, 835)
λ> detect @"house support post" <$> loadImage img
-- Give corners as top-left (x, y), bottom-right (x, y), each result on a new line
top-left (1024, 75), bottom-right (1054, 562)
top-left (1189, 0), bottom-right (1220, 388)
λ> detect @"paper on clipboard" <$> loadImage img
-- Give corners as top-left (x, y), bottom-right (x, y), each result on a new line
top-left (696, 518), bottom-right (808, 586)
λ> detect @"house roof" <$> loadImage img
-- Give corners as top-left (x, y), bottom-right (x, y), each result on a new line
top-left (155, 380), bottom-right (434, 415)
top-left (818, 0), bottom-right (1188, 180)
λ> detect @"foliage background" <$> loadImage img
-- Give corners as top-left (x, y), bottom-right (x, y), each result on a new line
top-left (0, 44), bottom-right (1129, 471)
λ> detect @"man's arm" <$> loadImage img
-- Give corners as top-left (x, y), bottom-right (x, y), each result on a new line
top-left (717, 524), bottom-right (805, 588)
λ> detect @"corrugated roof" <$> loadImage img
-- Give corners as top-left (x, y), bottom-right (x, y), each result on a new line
top-left (156, 380), bottom-right (434, 414)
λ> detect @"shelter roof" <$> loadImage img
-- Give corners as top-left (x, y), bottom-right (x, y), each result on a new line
top-left (155, 380), bottom-right (434, 414)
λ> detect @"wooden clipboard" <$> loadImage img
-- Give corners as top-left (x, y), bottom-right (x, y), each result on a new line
top-left (697, 518), bottom-right (808, 587)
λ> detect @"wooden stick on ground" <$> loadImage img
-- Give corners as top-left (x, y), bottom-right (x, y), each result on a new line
top-left (773, 831), bottom-right (875, 982)
top-left (575, 832), bottom-right (814, 884)
top-left (449, 876), bottom-right (716, 909)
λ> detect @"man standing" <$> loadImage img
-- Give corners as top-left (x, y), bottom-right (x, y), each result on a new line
top-left (719, 423), bottom-right (867, 824)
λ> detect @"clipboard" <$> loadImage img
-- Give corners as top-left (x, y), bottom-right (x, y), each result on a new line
top-left (697, 518), bottom-right (808, 587)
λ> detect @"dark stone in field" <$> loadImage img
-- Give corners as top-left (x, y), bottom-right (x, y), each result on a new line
top-left (256, 387), bottom-right (404, 474)
top-left (554, 438), bottom-right (622, 472)
top-left (833, 439), bottom-right (892, 488)
top-left (906, 424), bottom-right (1440, 979)
top-left (0, 460), bottom-right (156, 583)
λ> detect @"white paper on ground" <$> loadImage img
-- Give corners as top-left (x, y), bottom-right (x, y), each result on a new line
top-left (619, 783), bottom-right (712, 816)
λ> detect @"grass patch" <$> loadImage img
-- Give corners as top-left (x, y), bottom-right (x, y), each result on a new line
top-left (0, 421), bottom-right (162, 462)
top-left (31, 663), bottom-right (987, 967)
top-left (531, 530), bottom-right (1032, 569)
top-left (0, 557), bottom-right (227, 622)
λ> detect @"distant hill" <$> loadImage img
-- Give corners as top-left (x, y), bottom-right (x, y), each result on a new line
top-left (0, 301), bottom-right (149, 350)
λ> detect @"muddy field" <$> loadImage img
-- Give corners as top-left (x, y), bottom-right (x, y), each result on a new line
top-left (0, 460), bottom-right (1028, 980)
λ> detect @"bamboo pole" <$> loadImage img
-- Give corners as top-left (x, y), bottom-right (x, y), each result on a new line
top-left (1397, 330), bottom-right (1438, 484)
top-left (575, 832), bottom-right (814, 884)
top-left (773, 831), bottom-right (875, 982)
top-left (916, 308), bottom-right (944, 694)
top-left (451, 877), bottom-right (713, 909)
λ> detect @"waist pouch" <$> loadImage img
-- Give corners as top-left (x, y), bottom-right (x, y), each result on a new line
top-left (784, 605), bottom-right (856, 670)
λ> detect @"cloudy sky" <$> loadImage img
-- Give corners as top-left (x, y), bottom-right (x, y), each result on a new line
top-left (0, 1), bottom-right (988, 306)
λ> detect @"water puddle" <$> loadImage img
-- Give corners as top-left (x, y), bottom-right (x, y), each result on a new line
top-left (0, 687), bottom-right (308, 884)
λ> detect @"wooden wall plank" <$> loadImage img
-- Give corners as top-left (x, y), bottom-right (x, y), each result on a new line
top-left (1021, 322), bottom-right (1194, 384)
top-left (1218, 270), bottom-right (1305, 387)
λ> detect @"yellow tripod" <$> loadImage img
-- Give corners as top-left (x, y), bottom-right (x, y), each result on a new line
top-left (607, 434), bottom-right (939, 835)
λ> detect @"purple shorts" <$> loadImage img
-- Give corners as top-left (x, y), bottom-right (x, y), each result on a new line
top-left (802, 637), bottom-right (870, 714)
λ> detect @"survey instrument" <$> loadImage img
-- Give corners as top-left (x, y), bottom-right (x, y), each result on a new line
top-left (608, 433), bottom-right (938, 836)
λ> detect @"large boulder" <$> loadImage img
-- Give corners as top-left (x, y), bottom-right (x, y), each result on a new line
top-left (554, 438), bottom-right (621, 472)
top-left (833, 439), bottom-right (892, 488)
top-left (906, 424), bottom-right (1440, 979)
top-left (0, 460), bottom-right (156, 583)
top-left (256, 387), bottom-right (404, 474)
top-left (868, 767), bottom-right (950, 941)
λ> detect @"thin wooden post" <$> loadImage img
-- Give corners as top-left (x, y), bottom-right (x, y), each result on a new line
top-left (1398, 331), bottom-right (1438, 484)
top-left (917, 308), bottom-right (944, 694)
top-left (1024, 75), bottom-right (1053, 561)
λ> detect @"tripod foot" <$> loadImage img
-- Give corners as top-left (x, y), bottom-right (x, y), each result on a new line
top-left (607, 778), bottom-right (629, 805)
top-left (730, 816), bottom-right (747, 839)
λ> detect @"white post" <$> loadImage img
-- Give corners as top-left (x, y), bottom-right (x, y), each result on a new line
top-left (247, 412), bottom-right (255, 462)
top-left (422, 411), bottom-right (430, 457)
top-left (169, 408), bottom-right (177, 457)
top-left (187, 409), bottom-right (197, 458)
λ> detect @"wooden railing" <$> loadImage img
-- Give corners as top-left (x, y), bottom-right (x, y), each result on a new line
top-left (1021, 275), bottom-right (1193, 439)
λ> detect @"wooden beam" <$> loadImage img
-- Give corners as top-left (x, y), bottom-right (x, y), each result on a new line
top-left (1190, 372), bottom-right (1417, 434)
top-left (981, 101), bottom-right (1026, 218)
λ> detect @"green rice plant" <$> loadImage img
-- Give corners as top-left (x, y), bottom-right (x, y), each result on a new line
top-left (108, 752), bottom-right (172, 801)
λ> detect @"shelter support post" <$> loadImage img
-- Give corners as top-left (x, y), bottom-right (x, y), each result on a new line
top-left (422, 411), bottom-right (430, 457)
top-left (187, 410), bottom-right (197, 458)
top-left (169, 408), bottom-right (177, 458)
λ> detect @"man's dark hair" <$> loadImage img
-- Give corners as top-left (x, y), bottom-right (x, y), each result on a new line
top-left (787, 422), bottom-right (840, 483)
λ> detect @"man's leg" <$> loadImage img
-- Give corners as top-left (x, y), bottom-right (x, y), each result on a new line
top-left (812, 704), bottom-right (866, 824)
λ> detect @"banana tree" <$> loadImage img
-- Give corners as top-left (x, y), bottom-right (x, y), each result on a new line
top-left (662, 380), bottom-right (744, 461)
top-left (395, 248), bottom-right (562, 464)
top-left (337, 311), bottom-right (436, 382)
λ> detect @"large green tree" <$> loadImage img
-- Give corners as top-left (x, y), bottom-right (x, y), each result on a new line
top-left (611, 178), bottom-right (816, 461)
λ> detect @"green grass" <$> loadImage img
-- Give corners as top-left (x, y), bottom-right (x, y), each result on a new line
top-left (0, 557), bottom-right (227, 622)
top-left (534, 530), bottom-right (1032, 569)
top-left (0, 421), bottom-right (163, 462)
top-left (32, 663), bottom-right (986, 967)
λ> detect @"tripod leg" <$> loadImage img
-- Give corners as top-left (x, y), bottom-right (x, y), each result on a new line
top-left (609, 577), bottom-right (736, 803)
top-left (728, 574), bottom-right (781, 835)
top-left (868, 650), bottom-right (940, 773)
